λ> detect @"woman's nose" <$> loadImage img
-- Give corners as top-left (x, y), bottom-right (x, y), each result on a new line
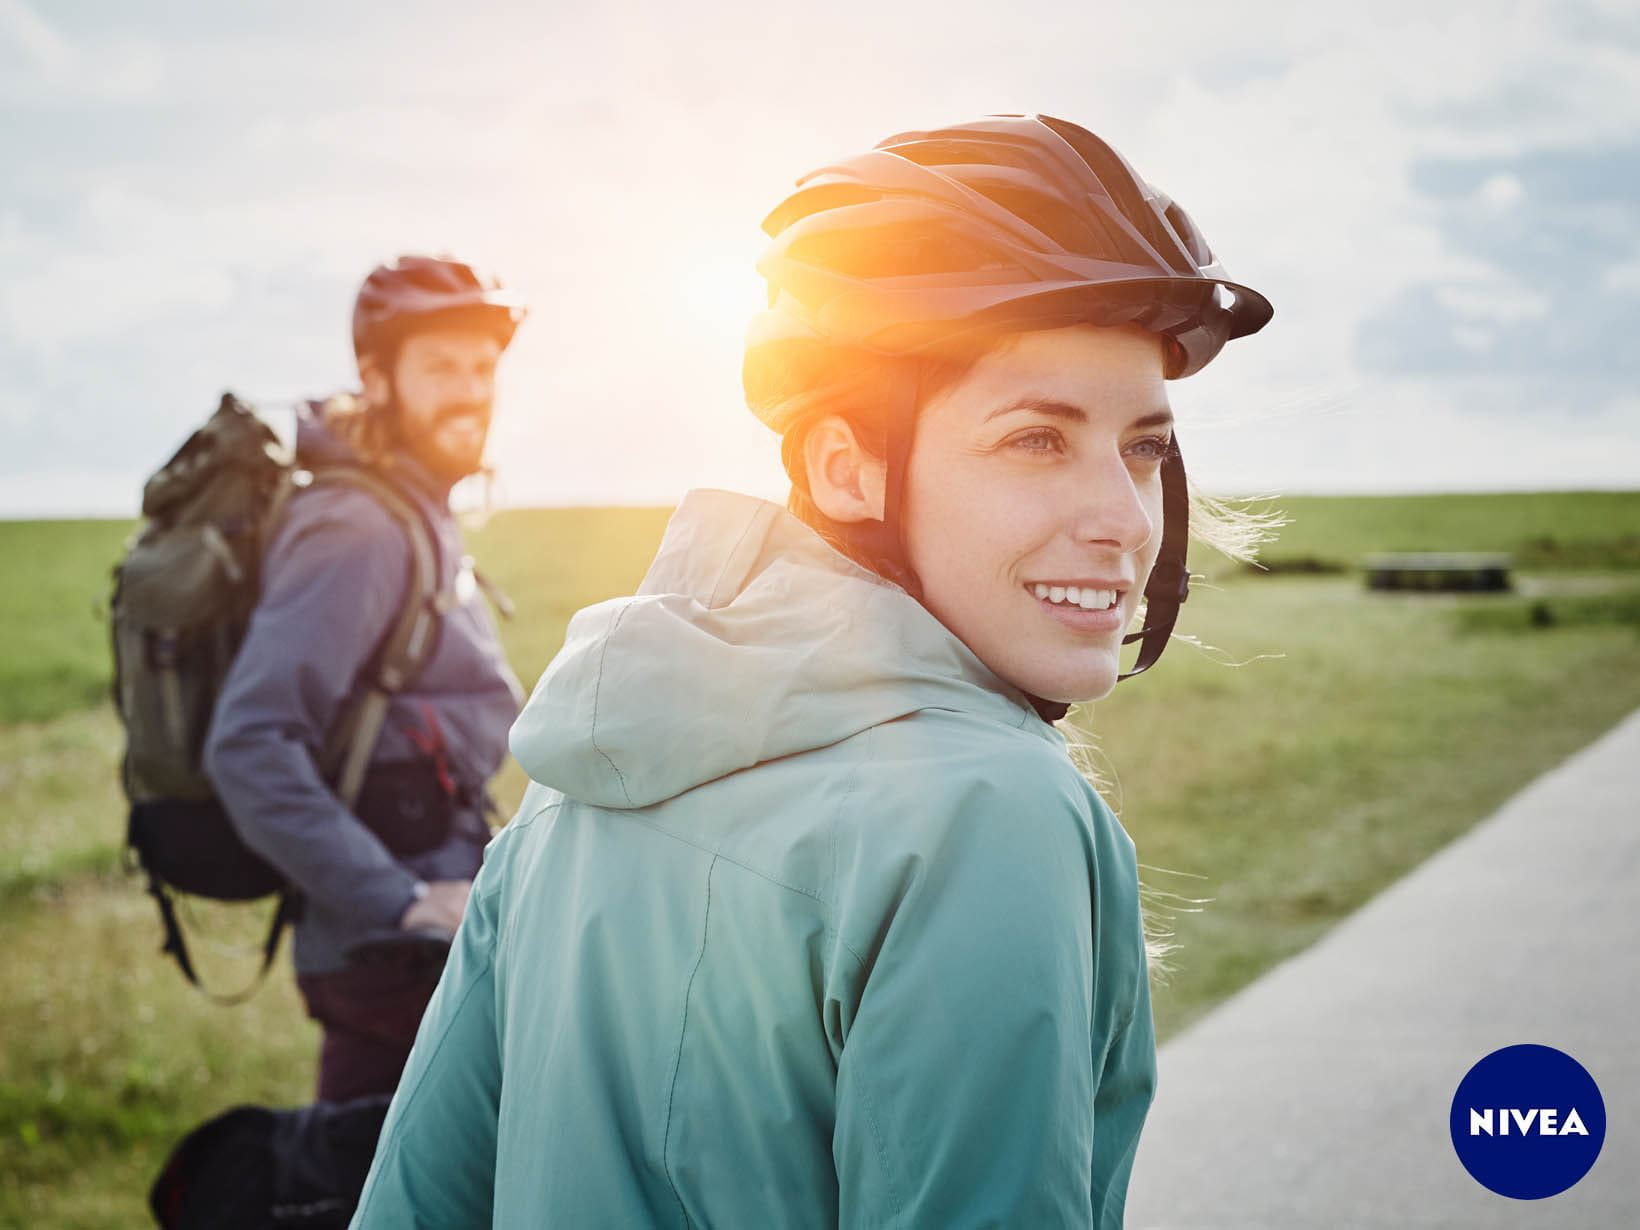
top-left (1068, 451), bottom-right (1157, 554)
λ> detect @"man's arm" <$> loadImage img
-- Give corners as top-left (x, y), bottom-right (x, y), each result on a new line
top-left (203, 488), bottom-right (423, 932)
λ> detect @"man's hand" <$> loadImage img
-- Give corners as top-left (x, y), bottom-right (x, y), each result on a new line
top-left (399, 879), bottom-right (471, 934)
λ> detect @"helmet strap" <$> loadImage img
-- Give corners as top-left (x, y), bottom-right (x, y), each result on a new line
top-left (1118, 436), bottom-right (1191, 680)
top-left (878, 363), bottom-right (925, 600)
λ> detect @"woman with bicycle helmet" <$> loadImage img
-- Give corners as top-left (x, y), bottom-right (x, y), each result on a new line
top-left (355, 114), bottom-right (1272, 1228)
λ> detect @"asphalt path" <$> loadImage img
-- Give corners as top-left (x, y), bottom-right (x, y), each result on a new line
top-left (1125, 706), bottom-right (1639, 1228)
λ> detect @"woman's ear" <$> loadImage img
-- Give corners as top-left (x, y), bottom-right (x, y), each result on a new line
top-left (802, 416), bottom-right (887, 524)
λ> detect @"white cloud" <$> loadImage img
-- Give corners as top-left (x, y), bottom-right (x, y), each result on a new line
top-left (1451, 325), bottom-right (1494, 354)
top-left (0, 233), bottom-right (237, 354)
top-left (0, 0), bottom-right (162, 104)
top-left (1604, 250), bottom-right (1640, 293)
top-left (0, 0), bottom-right (68, 71)
top-left (1477, 172), bottom-right (1525, 211)
top-left (1434, 282), bottom-right (1551, 324)
top-left (1185, 378), bottom-right (1640, 496)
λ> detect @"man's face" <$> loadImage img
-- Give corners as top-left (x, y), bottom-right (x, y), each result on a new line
top-left (366, 326), bottom-right (504, 484)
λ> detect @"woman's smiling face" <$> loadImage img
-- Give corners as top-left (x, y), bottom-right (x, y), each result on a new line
top-left (902, 324), bottom-right (1173, 704)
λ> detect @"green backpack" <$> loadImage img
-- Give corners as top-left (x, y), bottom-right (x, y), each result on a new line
top-left (111, 393), bottom-right (442, 1001)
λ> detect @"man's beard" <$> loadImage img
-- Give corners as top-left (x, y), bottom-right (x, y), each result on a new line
top-left (382, 384), bottom-right (492, 482)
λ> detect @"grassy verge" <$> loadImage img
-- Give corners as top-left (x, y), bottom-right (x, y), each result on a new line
top-left (0, 704), bottom-right (314, 1230)
top-left (1, 875), bottom-right (315, 1230)
top-left (1078, 574), bottom-right (1640, 1037)
top-left (0, 707), bottom-right (127, 906)
top-left (1250, 491), bottom-right (1640, 572)
top-left (0, 520), bottom-right (134, 724)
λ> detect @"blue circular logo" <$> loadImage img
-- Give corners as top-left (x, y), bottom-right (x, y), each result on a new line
top-left (1450, 1044), bottom-right (1605, 1200)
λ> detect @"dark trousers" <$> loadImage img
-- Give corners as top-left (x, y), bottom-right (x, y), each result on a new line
top-left (296, 949), bottom-right (445, 1102)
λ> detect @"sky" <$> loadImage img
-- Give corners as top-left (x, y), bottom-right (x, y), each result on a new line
top-left (2, 0), bottom-right (1638, 516)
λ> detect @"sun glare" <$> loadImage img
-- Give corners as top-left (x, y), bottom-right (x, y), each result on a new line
top-left (674, 259), bottom-right (765, 348)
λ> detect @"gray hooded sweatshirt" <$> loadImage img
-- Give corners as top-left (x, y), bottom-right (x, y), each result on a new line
top-left (204, 403), bottom-right (523, 974)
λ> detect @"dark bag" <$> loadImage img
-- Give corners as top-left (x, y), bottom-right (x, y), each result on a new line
top-left (150, 1097), bottom-right (395, 1229)
top-left (111, 393), bottom-right (443, 1001)
top-left (353, 759), bottom-right (459, 858)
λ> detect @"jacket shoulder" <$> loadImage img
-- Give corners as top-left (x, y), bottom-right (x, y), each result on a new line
top-left (826, 710), bottom-right (1124, 932)
top-left (848, 708), bottom-right (1105, 841)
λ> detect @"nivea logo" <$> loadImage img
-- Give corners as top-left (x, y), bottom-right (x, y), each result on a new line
top-left (1450, 1045), bottom-right (1605, 1199)
top-left (1467, 1107), bottom-right (1589, 1137)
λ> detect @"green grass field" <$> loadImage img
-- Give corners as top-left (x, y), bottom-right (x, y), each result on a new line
top-left (1252, 490), bottom-right (1640, 571)
top-left (3, 494), bottom-right (1639, 1227)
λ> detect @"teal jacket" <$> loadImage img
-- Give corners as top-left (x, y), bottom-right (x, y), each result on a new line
top-left (353, 489), bottom-right (1156, 1228)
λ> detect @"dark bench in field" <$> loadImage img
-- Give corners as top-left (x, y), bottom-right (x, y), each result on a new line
top-left (1363, 553), bottom-right (1513, 592)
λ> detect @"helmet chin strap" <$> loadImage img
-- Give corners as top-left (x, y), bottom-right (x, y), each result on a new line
top-left (880, 364), bottom-right (922, 599)
top-left (1117, 438), bottom-right (1190, 681)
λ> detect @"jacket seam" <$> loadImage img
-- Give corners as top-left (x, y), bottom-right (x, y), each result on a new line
top-left (510, 796), bottom-right (564, 833)
top-left (825, 724), bottom-right (870, 967)
top-left (601, 811), bottom-right (870, 971)
top-left (661, 853), bottom-right (717, 1229)
top-left (705, 506), bottom-right (766, 608)
top-left (588, 605), bottom-right (636, 806)
top-left (820, 728), bottom-right (903, 1217)
top-left (847, 1050), bottom-right (904, 1220)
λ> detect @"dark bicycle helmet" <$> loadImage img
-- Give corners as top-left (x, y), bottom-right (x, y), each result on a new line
top-left (744, 113), bottom-right (1274, 689)
top-left (352, 254), bottom-right (527, 359)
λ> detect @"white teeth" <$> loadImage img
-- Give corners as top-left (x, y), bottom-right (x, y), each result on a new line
top-left (1033, 584), bottom-right (1119, 610)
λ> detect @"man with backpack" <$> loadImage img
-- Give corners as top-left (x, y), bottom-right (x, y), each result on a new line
top-left (203, 254), bottom-right (526, 1101)
top-left (139, 255), bottom-right (527, 1227)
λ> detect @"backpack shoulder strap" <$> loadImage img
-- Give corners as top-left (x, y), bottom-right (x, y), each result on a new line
top-left (300, 466), bottom-right (444, 808)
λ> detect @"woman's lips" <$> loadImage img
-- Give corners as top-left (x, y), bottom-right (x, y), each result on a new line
top-left (1026, 584), bottom-right (1127, 634)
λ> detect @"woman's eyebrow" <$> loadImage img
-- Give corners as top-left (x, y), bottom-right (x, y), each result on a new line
top-left (982, 397), bottom-right (1087, 423)
top-left (982, 397), bottom-right (1175, 430)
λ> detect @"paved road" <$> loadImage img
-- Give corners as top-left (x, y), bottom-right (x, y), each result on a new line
top-left (1125, 707), bottom-right (1639, 1229)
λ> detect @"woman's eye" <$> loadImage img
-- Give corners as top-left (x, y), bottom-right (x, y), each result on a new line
top-left (1006, 427), bottom-right (1065, 454)
top-left (1125, 434), bottom-right (1173, 463)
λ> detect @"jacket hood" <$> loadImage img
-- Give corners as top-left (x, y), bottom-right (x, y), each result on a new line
top-left (510, 489), bottom-right (1056, 809)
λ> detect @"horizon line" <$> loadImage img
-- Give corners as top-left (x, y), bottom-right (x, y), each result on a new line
top-left (4, 486), bottom-right (1639, 524)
